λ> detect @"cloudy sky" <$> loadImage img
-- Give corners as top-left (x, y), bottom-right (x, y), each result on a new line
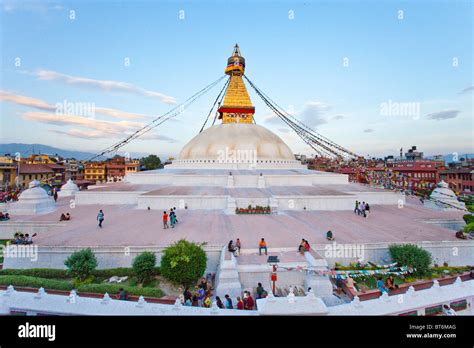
top-left (0, 0), bottom-right (472, 159)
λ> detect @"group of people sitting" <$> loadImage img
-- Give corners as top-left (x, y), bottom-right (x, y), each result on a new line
top-left (12, 232), bottom-right (36, 245)
top-left (298, 239), bottom-right (311, 255)
top-left (376, 275), bottom-right (399, 294)
top-left (0, 212), bottom-right (10, 221)
top-left (227, 239), bottom-right (241, 256)
top-left (59, 213), bottom-right (71, 221)
top-left (354, 200), bottom-right (370, 218)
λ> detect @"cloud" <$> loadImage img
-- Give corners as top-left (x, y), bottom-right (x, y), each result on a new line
top-left (426, 109), bottom-right (460, 121)
top-left (263, 101), bottom-right (331, 129)
top-left (1, 90), bottom-right (147, 120)
top-left (332, 114), bottom-right (345, 120)
top-left (299, 101), bottom-right (330, 128)
top-left (50, 129), bottom-right (106, 139)
top-left (21, 111), bottom-right (143, 137)
top-left (363, 129), bottom-right (374, 133)
top-left (0, 90), bottom-right (54, 111)
top-left (459, 86), bottom-right (474, 94)
top-left (34, 69), bottom-right (177, 104)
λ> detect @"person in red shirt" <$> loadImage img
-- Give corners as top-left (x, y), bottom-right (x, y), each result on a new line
top-left (304, 239), bottom-right (310, 251)
top-left (162, 211), bottom-right (169, 229)
top-left (236, 296), bottom-right (244, 310)
top-left (245, 291), bottom-right (254, 310)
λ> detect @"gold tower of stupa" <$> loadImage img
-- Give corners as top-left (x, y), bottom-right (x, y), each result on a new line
top-left (218, 44), bottom-right (255, 124)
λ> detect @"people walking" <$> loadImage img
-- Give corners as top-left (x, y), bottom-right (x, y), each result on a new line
top-left (97, 209), bottom-right (104, 228)
top-left (360, 201), bottom-right (366, 217)
top-left (354, 200), bottom-right (359, 215)
top-left (365, 202), bottom-right (370, 218)
top-left (163, 211), bottom-right (169, 229)
top-left (170, 209), bottom-right (177, 228)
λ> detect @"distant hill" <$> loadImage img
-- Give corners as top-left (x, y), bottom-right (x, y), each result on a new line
top-left (0, 143), bottom-right (106, 161)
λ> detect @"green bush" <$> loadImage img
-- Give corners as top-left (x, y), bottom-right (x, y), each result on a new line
top-left (463, 222), bottom-right (474, 233)
top-left (78, 283), bottom-right (164, 298)
top-left (0, 275), bottom-right (164, 298)
top-left (64, 248), bottom-right (98, 281)
top-left (160, 239), bottom-right (207, 286)
top-left (389, 244), bottom-right (432, 276)
top-left (132, 252), bottom-right (157, 284)
top-left (0, 268), bottom-right (69, 278)
top-left (462, 214), bottom-right (474, 225)
top-left (0, 275), bottom-right (73, 291)
top-left (0, 267), bottom-right (161, 279)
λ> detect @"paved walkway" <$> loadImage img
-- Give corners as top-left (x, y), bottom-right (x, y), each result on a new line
top-left (8, 196), bottom-right (465, 248)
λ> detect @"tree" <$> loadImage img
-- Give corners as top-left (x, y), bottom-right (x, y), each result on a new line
top-left (388, 244), bottom-right (432, 276)
top-left (160, 239), bottom-right (207, 286)
top-left (64, 248), bottom-right (98, 281)
top-left (132, 252), bottom-right (157, 284)
top-left (140, 155), bottom-right (162, 170)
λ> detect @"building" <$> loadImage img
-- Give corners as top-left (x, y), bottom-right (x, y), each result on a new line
top-left (0, 156), bottom-right (17, 190)
top-left (84, 162), bottom-right (106, 183)
top-left (125, 160), bottom-right (140, 175)
top-left (439, 163), bottom-right (474, 194)
top-left (106, 156), bottom-right (126, 181)
top-left (18, 163), bottom-right (55, 188)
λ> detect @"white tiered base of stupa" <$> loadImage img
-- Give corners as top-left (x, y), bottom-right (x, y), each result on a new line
top-left (72, 167), bottom-right (404, 212)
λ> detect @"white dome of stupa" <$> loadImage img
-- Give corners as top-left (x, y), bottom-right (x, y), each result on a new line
top-left (59, 179), bottom-right (79, 197)
top-left (172, 123), bottom-right (302, 169)
top-left (425, 180), bottom-right (466, 211)
top-left (8, 180), bottom-right (56, 215)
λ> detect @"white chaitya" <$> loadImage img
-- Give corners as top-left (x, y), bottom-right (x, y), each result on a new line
top-left (170, 123), bottom-right (304, 170)
top-left (59, 179), bottom-right (79, 198)
top-left (8, 180), bottom-right (56, 215)
top-left (425, 180), bottom-right (466, 211)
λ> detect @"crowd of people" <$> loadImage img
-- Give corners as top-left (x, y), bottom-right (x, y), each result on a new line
top-left (0, 188), bottom-right (21, 203)
top-left (177, 279), bottom-right (268, 310)
top-left (354, 200), bottom-right (370, 218)
top-left (11, 232), bottom-right (36, 245)
top-left (162, 208), bottom-right (178, 229)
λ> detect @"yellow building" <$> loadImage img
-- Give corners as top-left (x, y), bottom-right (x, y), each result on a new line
top-left (84, 162), bottom-right (106, 182)
top-left (125, 160), bottom-right (140, 174)
top-left (0, 156), bottom-right (17, 189)
top-left (26, 154), bottom-right (58, 165)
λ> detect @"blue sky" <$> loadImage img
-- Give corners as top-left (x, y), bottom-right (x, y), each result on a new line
top-left (0, 0), bottom-right (472, 159)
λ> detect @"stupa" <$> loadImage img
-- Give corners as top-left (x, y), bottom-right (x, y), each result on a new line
top-left (8, 180), bottom-right (56, 215)
top-left (75, 45), bottom-right (403, 212)
top-left (425, 180), bottom-right (466, 211)
top-left (170, 44), bottom-right (302, 170)
top-left (59, 179), bottom-right (79, 198)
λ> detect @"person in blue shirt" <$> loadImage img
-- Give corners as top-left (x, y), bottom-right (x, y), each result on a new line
top-left (376, 277), bottom-right (389, 294)
top-left (224, 294), bottom-right (233, 309)
top-left (97, 209), bottom-right (104, 228)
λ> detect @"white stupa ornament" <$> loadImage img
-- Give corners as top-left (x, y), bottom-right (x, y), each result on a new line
top-left (8, 180), bottom-right (56, 215)
top-left (59, 179), bottom-right (79, 198)
top-left (425, 180), bottom-right (466, 211)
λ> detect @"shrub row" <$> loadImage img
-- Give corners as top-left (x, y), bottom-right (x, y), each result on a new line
top-left (0, 267), bottom-right (160, 279)
top-left (0, 275), bottom-right (164, 298)
top-left (0, 275), bottom-right (73, 291)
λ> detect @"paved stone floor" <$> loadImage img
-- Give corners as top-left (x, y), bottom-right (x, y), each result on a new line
top-left (9, 196), bottom-right (465, 248)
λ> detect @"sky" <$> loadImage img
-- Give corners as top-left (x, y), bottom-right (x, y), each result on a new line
top-left (0, 0), bottom-right (472, 160)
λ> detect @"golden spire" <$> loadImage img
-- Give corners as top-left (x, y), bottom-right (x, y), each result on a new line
top-left (219, 44), bottom-right (255, 124)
